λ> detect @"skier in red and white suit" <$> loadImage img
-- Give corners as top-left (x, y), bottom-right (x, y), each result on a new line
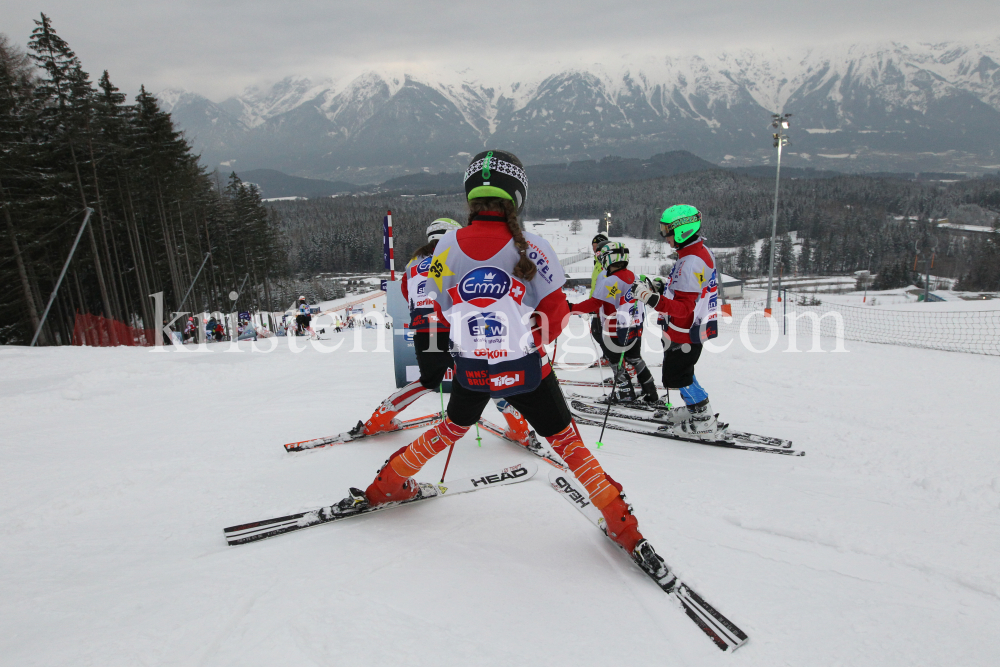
top-left (570, 241), bottom-right (659, 405)
top-left (633, 204), bottom-right (723, 439)
top-left (355, 219), bottom-right (530, 445)
top-left (342, 150), bottom-right (669, 571)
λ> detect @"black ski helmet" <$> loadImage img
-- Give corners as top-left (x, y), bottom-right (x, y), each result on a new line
top-left (464, 150), bottom-right (528, 213)
top-left (592, 232), bottom-right (609, 249)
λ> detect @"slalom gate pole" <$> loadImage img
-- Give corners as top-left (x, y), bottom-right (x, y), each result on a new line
top-left (386, 210), bottom-right (395, 282)
top-left (596, 349), bottom-right (626, 449)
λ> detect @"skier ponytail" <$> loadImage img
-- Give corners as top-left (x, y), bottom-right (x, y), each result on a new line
top-left (468, 198), bottom-right (537, 281)
top-left (411, 240), bottom-right (438, 261)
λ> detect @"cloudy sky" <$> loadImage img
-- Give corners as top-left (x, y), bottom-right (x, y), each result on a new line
top-left (3, 0), bottom-right (996, 99)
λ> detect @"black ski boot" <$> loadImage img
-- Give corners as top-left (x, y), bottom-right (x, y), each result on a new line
top-left (347, 420), bottom-right (366, 438)
top-left (613, 366), bottom-right (637, 402)
top-left (633, 539), bottom-right (676, 589)
top-left (334, 487), bottom-right (370, 514)
top-left (638, 379), bottom-right (660, 407)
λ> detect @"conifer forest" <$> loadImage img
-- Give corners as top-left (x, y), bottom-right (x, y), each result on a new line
top-left (1, 16), bottom-right (286, 345)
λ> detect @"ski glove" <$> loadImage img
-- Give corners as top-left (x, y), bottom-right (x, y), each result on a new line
top-left (632, 280), bottom-right (660, 308)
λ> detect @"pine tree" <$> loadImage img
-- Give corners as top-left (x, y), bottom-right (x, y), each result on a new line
top-left (29, 13), bottom-right (118, 328)
top-left (778, 232), bottom-right (794, 274)
top-left (757, 238), bottom-right (772, 276)
top-left (1, 33), bottom-right (48, 342)
top-left (797, 236), bottom-right (812, 274)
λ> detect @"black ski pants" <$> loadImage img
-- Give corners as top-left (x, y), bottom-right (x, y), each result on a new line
top-left (413, 330), bottom-right (454, 391)
top-left (446, 372), bottom-right (572, 438)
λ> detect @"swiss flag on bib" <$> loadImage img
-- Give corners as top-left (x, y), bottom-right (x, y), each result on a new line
top-left (509, 279), bottom-right (526, 305)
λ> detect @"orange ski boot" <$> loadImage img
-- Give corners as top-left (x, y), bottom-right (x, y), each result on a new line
top-left (598, 475), bottom-right (643, 553)
top-left (496, 399), bottom-right (531, 445)
top-left (362, 399), bottom-right (401, 436)
top-left (365, 450), bottom-right (421, 506)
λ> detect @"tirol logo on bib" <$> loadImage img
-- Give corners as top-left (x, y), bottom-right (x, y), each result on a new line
top-left (457, 266), bottom-right (511, 308)
top-left (489, 371), bottom-right (524, 390)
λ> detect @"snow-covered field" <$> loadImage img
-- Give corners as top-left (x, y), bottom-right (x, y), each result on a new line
top-left (525, 218), bottom-right (674, 279)
top-left (2, 320), bottom-right (999, 666)
top-left (743, 287), bottom-right (1000, 309)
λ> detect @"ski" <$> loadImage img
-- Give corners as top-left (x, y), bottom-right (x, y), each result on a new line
top-left (569, 402), bottom-right (804, 456)
top-left (552, 360), bottom-right (609, 370)
top-left (553, 360), bottom-right (661, 371)
top-left (476, 418), bottom-right (568, 469)
top-left (567, 394), bottom-right (798, 453)
top-left (558, 378), bottom-right (615, 388)
top-left (224, 461), bottom-right (538, 546)
top-left (283, 414), bottom-right (443, 452)
top-left (549, 468), bottom-right (748, 652)
top-left (588, 397), bottom-right (795, 449)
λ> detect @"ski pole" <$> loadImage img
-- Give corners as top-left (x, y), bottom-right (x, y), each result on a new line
top-left (590, 315), bottom-right (608, 392)
top-left (439, 421), bottom-right (480, 483)
top-left (440, 441), bottom-right (455, 483)
top-left (438, 384), bottom-right (455, 483)
top-left (596, 351), bottom-right (626, 449)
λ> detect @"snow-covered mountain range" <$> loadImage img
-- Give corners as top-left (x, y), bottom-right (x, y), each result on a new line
top-left (159, 41), bottom-right (1000, 182)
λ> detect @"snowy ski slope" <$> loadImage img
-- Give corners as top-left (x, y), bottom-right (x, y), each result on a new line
top-left (1, 320), bottom-right (998, 666)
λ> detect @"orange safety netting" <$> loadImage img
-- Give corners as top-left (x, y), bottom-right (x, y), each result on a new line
top-left (72, 313), bottom-right (155, 347)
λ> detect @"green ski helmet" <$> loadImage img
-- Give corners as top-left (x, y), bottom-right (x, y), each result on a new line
top-left (597, 241), bottom-right (630, 271)
top-left (659, 204), bottom-right (702, 244)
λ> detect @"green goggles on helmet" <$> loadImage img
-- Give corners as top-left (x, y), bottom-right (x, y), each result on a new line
top-left (659, 205), bottom-right (702, 244)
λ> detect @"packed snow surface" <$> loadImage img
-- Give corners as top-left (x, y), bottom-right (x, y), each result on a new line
top-left (2, 321), bottom-right (999, 666)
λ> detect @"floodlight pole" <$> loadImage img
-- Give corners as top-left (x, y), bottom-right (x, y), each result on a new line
top-left (31, 208), bottom-right (92, 346)
top-left (177, 253), bottom-right (211, 312)
top-left (766, 113), bottom-right (792, 313)
top-left (765, 143), bottom-right (781, 312)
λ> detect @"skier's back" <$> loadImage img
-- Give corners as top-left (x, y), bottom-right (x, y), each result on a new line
top-left (352, 218), bottom-right (531, 445)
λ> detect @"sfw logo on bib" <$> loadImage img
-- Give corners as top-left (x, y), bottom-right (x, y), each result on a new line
top-left (458, 267), bottom-right (511, 307)
top-left (489, 371), bottom-right (524, 389)
top-left (467, 312), bottom-right (508, 337)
